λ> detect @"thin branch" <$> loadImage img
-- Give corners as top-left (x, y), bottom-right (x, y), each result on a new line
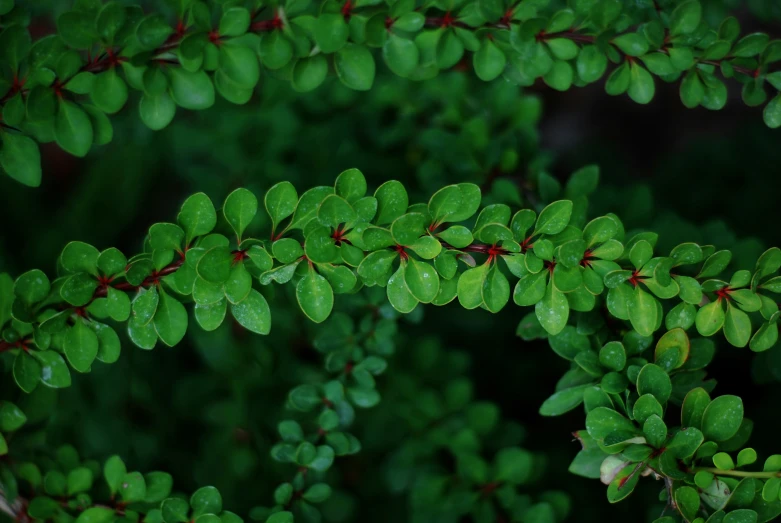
top-left (693, 467), bottom-right (781, 479)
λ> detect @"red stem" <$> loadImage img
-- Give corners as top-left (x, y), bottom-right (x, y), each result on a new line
top-left (94, 257), bottom-right (185, 298)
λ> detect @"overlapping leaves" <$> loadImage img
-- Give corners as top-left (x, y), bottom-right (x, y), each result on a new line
top-left (3, 0), bottom-right (781, 186)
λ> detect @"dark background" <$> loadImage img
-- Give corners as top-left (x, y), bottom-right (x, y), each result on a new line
top-left (3, 2), bottom-right (781, 521)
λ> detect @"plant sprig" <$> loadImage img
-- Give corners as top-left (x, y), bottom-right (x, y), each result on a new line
top-left (2, 166), bottom-right (781, 521)
top-left (3, 0), bottom-right (781, 187)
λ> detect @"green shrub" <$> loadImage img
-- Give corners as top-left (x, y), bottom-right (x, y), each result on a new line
top-left (2, 1), bottom-right (781, 523)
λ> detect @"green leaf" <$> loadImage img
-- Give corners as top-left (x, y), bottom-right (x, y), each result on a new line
top-left (296, 269), bottom-right (334, 323)
top-left (96, 2), bottom-right (126, 42)
top-left (641, 53), bottom-right (675, 75)
top-left (13, 352), bottom-right (41, 393)
top-left (60, 272), bottom-right (98, 307)
top-left (733, 33), bottom-right (769, 58)
top-left (14, 269), bottom-right (51, 305)
top-left (699, 250), bottom-right (732, 278)
top-left (737, 448), bottom-right (757, 467)
top-left (724, 302), bottom-right (751, 347)
top-left (629, 286), bottom-right (658, 337)
top-left (628, 63), bottom-right (654, 104)
top-left (482, 264), bottom-right (510, 313)
top-left (259, 31), bottom-right (293, 70)
top-left (168, 68), bottom-right (215, 110)
top-left (404, 258), bottom-right (439, 303)
top-left (474, 39), bottom-right (506, 81)
top-left (300, 483), bottom-right (330, 504)
top-left (224, 188), bottom-right (258, 240)
top-left (438, 226), bottom-right (473, 248)
top-left (75, 507), bottom-right (116, 523)
top-left (334, 168), bottom-right (366, 204)
top-left (680, 70), bottom-right (704, 108)
top-left (55, 101), bottom-right (93, 157)
top-left (119, 472), bottom-right (146, 502)
top-left (162, 498), bottom-right (190, 523)
top-left (383, 34), bottom-right (419, 77)
top-left (391, 213), bottom-right (426, 246)
top-left (194, 300), bottom-right (227, 331)
top-left (667, 427), bottom-right (705, 459)
top-left (318, 194), bottom-right (356, 229)
top-left (304, 227), bottom-right (338, 264)
top-left (225, 263), bottom-right (252, 304)
top-left (219, 7), bottom-right (250, 36)
top-left (67, 467), bottom-right (93, 495)
top-left (675, 486), bottom-right (701, 521)
top-left (178, 193), bottom-right (217, 243)
top-left (750, 322), bottom-right (778, 352)
top-left (696, 300), bottom-right (725, 336)
top-left (314, 13), bottom-right (349, 53)
top-left (599, 341), bottom-right (626, 371)
top-left (764, 95), bottom-right (781, 128)
top-left (539, 384), bottom-right (590, 416)
top-left (266, 513), bottom-right (293, 523)
top-left (723, 510), bottom-right (758, 523)
top-left (335, 44), bottom-right (375, 91)
top-left (636, 363), bottom-right (672, 404)
top-left (458, 264), bottom-right (487, 309)
top-left (230, 289), bottom-right (271, 334)
top-left (670, 0), bottom-right (702, 36)
top-left (145, 472), bottom-right (173, 503)
top-left (655, 328), bottom-right (689, 370)
top-left (137, 13), bottom-right (173, 49)
top-left (585, 406), bottom-right (636, 440)
top-left (104, 455), bottom-right (127, 495)
top-left (535, 200), bottom-right (573, 236)
top-left (292, 55), bottom-right (329, 92)
top-left (357, 250), bottom-right (395, 286)
top-left (33, 350), bottom-right (72, 388)
top-left (57, 11), bottom-right (97, 49)
top-left (191, 486), bottom-right (222, 517)
top-left (154, 290), bottom-right (188, 347)
top-left (98, 248), bottom-right (127, 277)
top-left (387, 264), bottom-right (418, 313)
top-left (139, 92), bottom-right (177, 131)
top-left (374, 180), bottom-right (408, 225)
top-left (701, 395), bottom-right (744, 442)
top-left (612, 33), bottom-right (649, 56)
top-left (92, 69), bottom-right (128, 114)
top-left (219, 45), bottom-right (260, 89)
top-left (514, 271), bottom-right (547, 306)
top-left (64, 319), bottom-right (99, 372)
top-left (577, 45), bottom-right (608, 83)
top-left (543, 60), bottom-right (573, 91)
top-left (289, 186), bottom-right (333, 230)
top-left (61, 241), bottom-right (100, 275)
top-left (149, 223), bottom-right (185, 252)
top-left (0, 131), bottom-right (42, 187)
top-left (536, 279), bottom-right (569, 335)
top-left (547, 38), bottom-right (579, 60)
top-left (428, 185), bottom-right (462, 224)
top-left (0, 402), bottom-right (26, 432)
top-left (633, 394), bottom-right (663, 425)
top-left (643, 414), bottom-right (667, 448)
top-left (605, 62), bottom-right (630, 95)
top-left (197, 246), bottom-right (233, 284)
top-left (265, 181), bottom-right (298, 231)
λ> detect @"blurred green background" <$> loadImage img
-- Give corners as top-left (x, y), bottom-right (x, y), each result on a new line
top-left (3, 2), bottom-right (781, 521)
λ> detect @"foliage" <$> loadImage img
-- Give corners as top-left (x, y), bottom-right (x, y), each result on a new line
top-left (4, 0), bottom-right (781, 186)
top-left (3, 0), bottom-right (781, 522)
top-left (2, 164), bottom-right (781, 522)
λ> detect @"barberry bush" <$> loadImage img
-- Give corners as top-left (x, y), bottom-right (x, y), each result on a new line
top-left (3, 0), bottom-right (781, 522)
